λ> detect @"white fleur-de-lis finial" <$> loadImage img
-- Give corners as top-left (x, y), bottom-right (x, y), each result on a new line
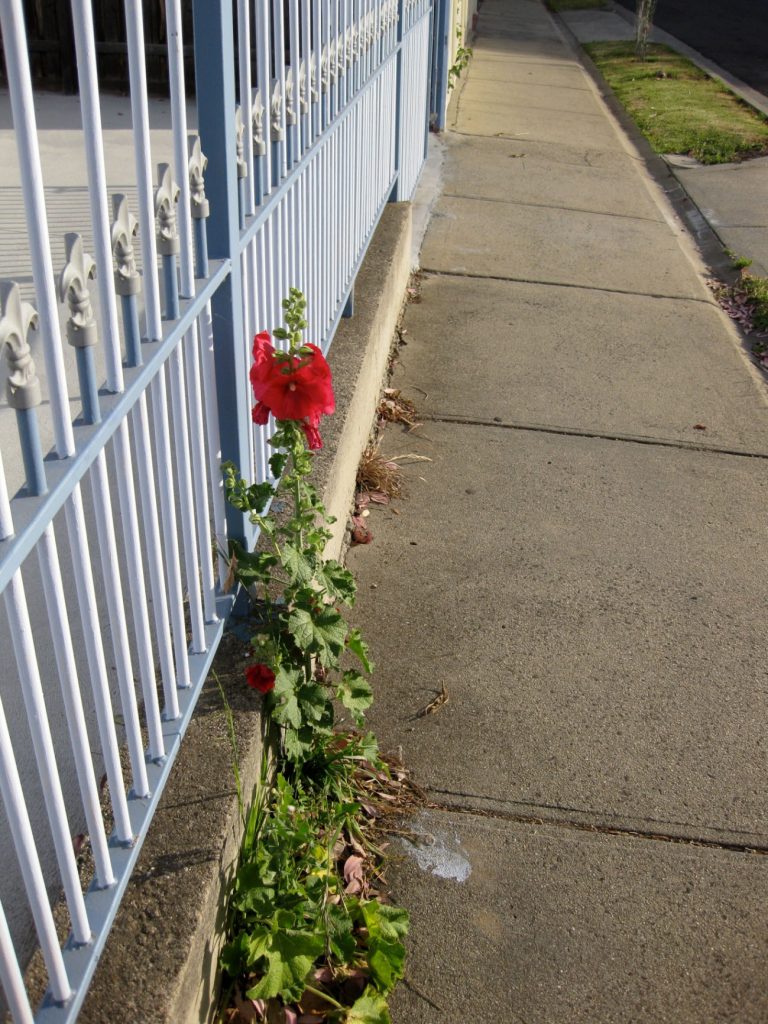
top-left (235, 105), bottom-right (247, 179)
top-left (309, 53), bottom-right (319, 102)
top-left (284, 67), bottom-right (297, 126)
top-left (271, 79), bottom-right (284, 141)
top-left (58, 233), bottom-right (97, 348)
top-left (298, 60), bottom-right (308, 115)
top-left (154, 163), bottom-right (181, 255)
top-left (321, 45), bottom-right (332, 91)
top-left (111, 194), bottom-right (140, 296)
top-left (0, 281), bottom-right (41, 410)
top-left (251, 88), bottom-right (266, 156)
top-left (188, 135), bottom-right (209, 219)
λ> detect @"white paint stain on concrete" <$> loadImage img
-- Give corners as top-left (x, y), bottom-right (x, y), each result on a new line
top-left (400, 815), bottom-right (472, 882)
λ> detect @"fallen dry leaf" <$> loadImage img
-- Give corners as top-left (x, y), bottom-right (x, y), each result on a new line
top-left (343, 854), bottom-right (366, 894)
top-left (416, 684), bottom-right (449, 718)
top-left (350, 516), bottom-right (373, 545)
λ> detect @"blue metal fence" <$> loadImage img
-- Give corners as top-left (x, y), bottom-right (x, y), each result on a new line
top-left (0, 0), bottom-right (436, 1018)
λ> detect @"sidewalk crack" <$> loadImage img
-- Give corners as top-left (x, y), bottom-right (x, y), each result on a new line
top-left (426, 796), bottom-right (768, 855)
top-left (421, 266), bottom-right (714, 305)
top-left (420, 412), bottom-right (768, 460)
top-left (440, 190), bottom-right (664, 224)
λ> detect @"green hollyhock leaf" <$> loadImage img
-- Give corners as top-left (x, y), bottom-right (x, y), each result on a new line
top-left (287, 607), bottom-right (315, 651)
top-left (357, 731), bottom-right (380, 765)
top-left (272, 692), bottom-right (301, 729)
top-left (337, 671), bottom-right (373, 726)
top-left (220, 930), bottom-right (249, 976)
top-left (317, 559), bottom-right (357, 605)
top-left (297, 682), bottom-right (332, 723)
top-left (271, 666), bottom-right (302, 729)
top-left (325, 900), bottom-right (357, 963)
top-left (245, 924), bottom-right (324, 1003)
top-left (288, 606), bottom-right (347, 666)
top-left (269, 451), bottom-right (288, 478)
top-left (283, 725), bottom-right (315, 762)
top-left (360, 902), bottom-right (408, 991)
top-left (228, 539), bottom-right (278, 586)
top-left (282, 542), bottom-right (314, 586)
top-left (362, 902), bottom-right (410, 941)
top-left (346, 628), bottom-right (374, 674)
top-left (367, 935), bottom-right (405, 991)
top-left (346, 988), bottom-right (391, 1024)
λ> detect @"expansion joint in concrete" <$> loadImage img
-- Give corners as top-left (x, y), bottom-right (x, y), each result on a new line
top-left (441, 190), bottom-right (663, 223)
top-left (426, 796), bottom-right (768, 856)
top-left (400, 980), bottom-right (446, 1014)
top-left (419, 412), bottom-right (768, 460)
top-left (465, 77), bottom-right (593, 94)
top-left (421, 266), bottom-right (715, 305)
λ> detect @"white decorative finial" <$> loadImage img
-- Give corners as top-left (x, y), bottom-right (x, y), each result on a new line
top-left (0, 281), bottom-right (41, 410)
top-left (284, 67), bottom-right (297, 126)
top-left (111, 194), bottom-right (140, 296)
top-left (58, 233), bottom-right (97, 349)
top-left (270, 79), bottom-right (284, 142)
top-left (309, 53), bottom-right (319, 102)
top-left (188, 136), bottom-right (209, 219)
top-left (320, 46), bottom-right (330, 92)
top-left (251, 88), bottom-right (266, 156)
top-left (235, 105), bottom-right (247, 179)
top-left (298, 60), bottom-right (308, 116)
top-left (154, 163), bottom-right (181, 256)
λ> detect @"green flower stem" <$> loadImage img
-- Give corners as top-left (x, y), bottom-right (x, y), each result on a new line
top-left (302, 983), bottom-right (345, 1011)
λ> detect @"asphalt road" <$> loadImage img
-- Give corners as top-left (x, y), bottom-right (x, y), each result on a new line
top-left (614, 0), bottom-right (768, 94)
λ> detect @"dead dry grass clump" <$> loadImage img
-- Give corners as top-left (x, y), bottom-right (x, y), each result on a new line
top-left (356, 442), bottom-right (404, 499)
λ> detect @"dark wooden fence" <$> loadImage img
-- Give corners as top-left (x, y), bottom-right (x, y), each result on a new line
top-left (1, 0), bottom-right (195, 93)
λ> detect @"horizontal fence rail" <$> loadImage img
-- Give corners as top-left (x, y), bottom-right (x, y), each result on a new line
top-left (0, 0), bottom-right (436, 1018)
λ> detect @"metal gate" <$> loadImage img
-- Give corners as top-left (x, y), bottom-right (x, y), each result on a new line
top-left (0, 0), bottom-right (435, 1018)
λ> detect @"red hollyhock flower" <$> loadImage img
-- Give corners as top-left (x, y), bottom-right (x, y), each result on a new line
top-left (245, 663), bottom-right (276, 694)
top-left (251, 400), bottom-right (271, 425)
top-left (301, 420), bottom-right (323, 450)
top-left (249, 331), bottom-right (335, 445)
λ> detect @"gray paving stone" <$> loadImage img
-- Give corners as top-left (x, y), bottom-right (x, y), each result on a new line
top-left (348, 421), bottom-right (768, 845)
top-left (421, 195), bottom-right (708, 299)
top-left (388, 810), bottom-right (768, 1024)
top-left (392, 274), bottom-right (768, 450)
top-left (442, 134), bottom-right (664, 220)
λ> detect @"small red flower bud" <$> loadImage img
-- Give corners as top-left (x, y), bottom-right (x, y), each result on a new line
top-left (252, 401), bottom-right (270, 425)
top-left (245, 663), bottom-right (276, 694)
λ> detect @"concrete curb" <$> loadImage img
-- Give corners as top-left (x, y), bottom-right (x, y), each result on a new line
top-left (77, 202), bottom-right (413, 1024)
top-left (315, 203), bottom-right (413, 561)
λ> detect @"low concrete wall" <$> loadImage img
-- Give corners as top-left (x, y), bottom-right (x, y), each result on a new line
top-left (78, 201), bottom-right (412, 1024)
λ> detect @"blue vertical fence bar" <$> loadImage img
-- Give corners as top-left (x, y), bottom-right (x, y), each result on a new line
top-left (191, 0), bottom-right (254, 550)
top-left (430, 0), bottom-right (450, 129)
top-left (390, 0), bottom-right (405, 200)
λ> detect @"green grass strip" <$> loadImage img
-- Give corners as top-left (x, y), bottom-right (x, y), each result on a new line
top-left (584, 41), bottom-right (768, 164)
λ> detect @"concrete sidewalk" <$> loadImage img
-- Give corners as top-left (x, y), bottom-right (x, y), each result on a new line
top-left (347, 0), bottom-right (768, 1020)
